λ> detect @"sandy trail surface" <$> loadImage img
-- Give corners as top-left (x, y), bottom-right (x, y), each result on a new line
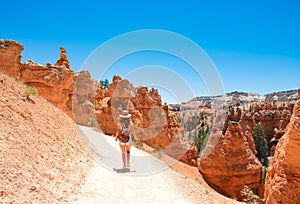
top-left (75, 126), bottom-right (240, 204)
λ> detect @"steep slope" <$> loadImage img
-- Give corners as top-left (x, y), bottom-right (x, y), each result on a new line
top-left (0, 72), bottom-right (90, 203)
top-left (264, 89), bottom-right (300, 203)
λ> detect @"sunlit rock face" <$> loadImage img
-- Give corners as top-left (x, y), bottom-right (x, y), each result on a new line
top-left (198, 121), bottom-right (262, 200)
top-left (264, 90), bottom-right (300, 204)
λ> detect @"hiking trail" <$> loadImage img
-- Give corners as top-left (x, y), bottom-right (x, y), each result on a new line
top-left (75, 126), bottom-right (240, 204)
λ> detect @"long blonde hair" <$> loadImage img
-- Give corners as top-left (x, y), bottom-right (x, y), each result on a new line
top-left (120, 117), bottom-right (130, 128)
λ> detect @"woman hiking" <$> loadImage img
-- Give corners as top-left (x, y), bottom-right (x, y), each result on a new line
top-left (115, 110), bottom-right (135, 169)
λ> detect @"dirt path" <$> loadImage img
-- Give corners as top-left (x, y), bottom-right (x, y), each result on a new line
top-left (74, 126), bottom-right (240, 204)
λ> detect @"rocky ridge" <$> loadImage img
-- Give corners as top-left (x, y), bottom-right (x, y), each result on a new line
top-left (187, 90), bottom-right (298, 108)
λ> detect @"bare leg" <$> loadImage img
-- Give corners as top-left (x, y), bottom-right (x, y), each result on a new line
top-left (126, 145), bottom-right (131, 168)
top-left (122, 153), bottom-right (126, 168)
top-left (119, 145), bottom-right (126, 168)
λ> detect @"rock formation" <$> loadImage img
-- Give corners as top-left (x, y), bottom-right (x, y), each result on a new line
top-left (94, 76), bottom-right (198, 166)
top-left (264, 89), bottom-right (300, 203)
top-left (221, 103), bottom-right (293, 156)
top-left (0, 40), bottom-right (23, 77)
top-left (94, 75), bottom-right (134, 135)
top-left (54, 47), bottom-right (71, 69)
top-left (240, 103), bottom-right (293, 140)
top-left (20, 60), bottom-right (74, 116)
top-left (222, 106), bottom-right (242, 134)
top-left (198, 121), bottom-right (262, 200)
top-left (73, 70), bottom-right (98, 125)
top-left (0, 39), bottom-right (197, 166)
top-left (265, 89), bottom-right (298, 102)
top-left (0, 40), bottom-right (74, 117)
top-left (223, 104), bottom-right (293, 140)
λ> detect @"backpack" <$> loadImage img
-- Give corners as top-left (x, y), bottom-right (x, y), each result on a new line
top-left (119, 124), bottom-right (130, 143)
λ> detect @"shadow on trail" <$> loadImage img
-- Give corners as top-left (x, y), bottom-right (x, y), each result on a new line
top-left (113, 168), bottom-right (136, 173)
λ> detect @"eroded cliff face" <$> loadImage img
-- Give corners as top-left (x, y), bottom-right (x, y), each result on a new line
top-left (131, 86), bottom-right (197, 166)
top-left (20, 60), bottom-right (74, 116)
top-left (223, 104), bottom-right (293, 140)
top-left (240, 103), bottom-right (293, 140)
top-left (222, 103), bottom-right (293, 157)
top-left (0, 40), bottom-right (24, 77)
top-left (198, 121), bottom-right (262, 200)
top-left (72, 70), bottom-right (98, 125)
top-left (264, 90), bottom-right (300, 204)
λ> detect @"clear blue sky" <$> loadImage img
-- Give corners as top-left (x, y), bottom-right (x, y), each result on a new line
top-left (1, 0), bottom-right (300, 103)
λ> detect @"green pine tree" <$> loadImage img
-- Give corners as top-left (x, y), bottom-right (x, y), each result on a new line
top-left (194, 124), bottom-right (210, 157)
top-left (99, 79), bottom-right (109, 90)
top-left (199, 112), bottom-right (204, 120)
top-left (252, 124), bottom-right (269, 166)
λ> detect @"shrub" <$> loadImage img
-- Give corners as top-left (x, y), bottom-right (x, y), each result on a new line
top-left (87, 118), bottom-right (97, 127)
top-left (152, 146), bottom-right (164, 158)
top-left (152, 146), bottom-right (163, 153)
top-left (133, 139), bottom-right (143, 149)
top-left (24, 86), bottom-right (38, 96)
top-left (14, 77), bottom-right (22, 83)
top-left (240, 186), bottom-right (264, 204)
